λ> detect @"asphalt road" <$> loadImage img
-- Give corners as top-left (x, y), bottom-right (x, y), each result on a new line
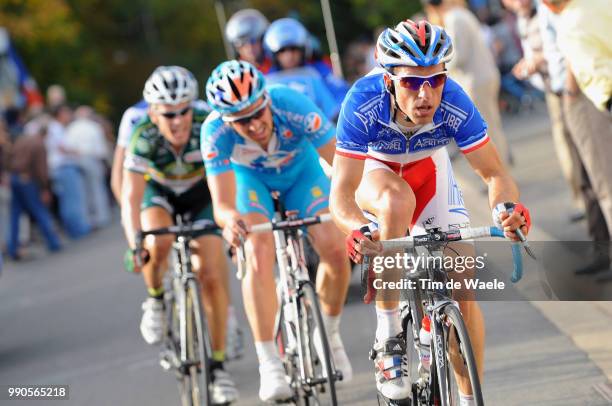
top-left (1, 108), bottom-right (611, 406)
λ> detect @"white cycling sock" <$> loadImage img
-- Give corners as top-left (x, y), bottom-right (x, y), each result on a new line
top-left (458, 391), bottom-right (475, 406)
top-left (255, 340), bottom-right (279, 366)
top-left (375, 306), bottom-right (401, 342)
top-left (322, 312), bottom-right (340, 336)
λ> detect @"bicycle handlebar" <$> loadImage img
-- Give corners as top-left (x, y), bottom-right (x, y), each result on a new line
top-left (235, 213), bottom-right (332, 280)
top-left (379, 226), bottom-right (524, 283)
top-left (247, 213), bottom-right (333, 234)
top-left (137, 220), bottom-right (220, 240)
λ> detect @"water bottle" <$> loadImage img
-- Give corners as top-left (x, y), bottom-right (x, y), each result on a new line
top-left (418, 316), bottom-right (432, 374)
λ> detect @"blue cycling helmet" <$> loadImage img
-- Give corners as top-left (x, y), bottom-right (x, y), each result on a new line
top-left (263, 18), bottom-right (310, 54)
top-left (376, 20), bottom-right (454, 70)
top-left (205, 60), bottom-right (266, 115)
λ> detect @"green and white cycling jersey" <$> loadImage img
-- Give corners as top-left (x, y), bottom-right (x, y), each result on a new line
top-left (124, 108), bottom-right (209, 197)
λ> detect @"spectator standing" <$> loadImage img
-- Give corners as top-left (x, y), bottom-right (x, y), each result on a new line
top-left (542, 0), bottom-right (612, 279)
top-left (65, 106), bottom-right (111, 229)
top-left (46, 104), bottom-right (91, 239)
top-left (423, 0), bottom-right (513, 165)
top-left (504, 0), bottom-right (587, 219)
top-left (0, 118), bottom-right (10, 251)
top-left (7, 118), bottom-right (61, 259)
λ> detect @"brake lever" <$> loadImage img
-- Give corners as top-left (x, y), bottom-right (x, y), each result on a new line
top-left (514, 228), bottom-right (537, 260)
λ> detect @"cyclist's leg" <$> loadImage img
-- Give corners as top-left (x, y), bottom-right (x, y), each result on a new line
top-left (410, 148), bottom-right (485, 396)
top-left (284, 157), bottom-right (353, 380)
top-left (355, 158), bottom-right (416, 401)
top-left (140, 187), bottom-right (174, 291)
top-left (356, 159), bottom-right (416, 307)
top-left (235, 169), bottom-right (291, 401)
top-left (283, 158), bottom-right (350, 317)
top-left (139, 185), bottom-right (174, 344)
top-left (190, 220), bottom-right (229, 361)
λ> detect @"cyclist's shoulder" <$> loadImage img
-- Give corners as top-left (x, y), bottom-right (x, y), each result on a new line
top-left (338, 70), bottom-right (387, 132)
top-left (201, 111), bottom-right (237, 145)
top-left (127, 120), bottom-right (159, 156)
top-left (191, 106), bottom-right (211, 125)
top-left (345, 69), bottom-right (387, 105)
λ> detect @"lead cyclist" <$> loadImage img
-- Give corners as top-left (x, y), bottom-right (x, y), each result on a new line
top-left (329, 20), bottom-right (532, 405)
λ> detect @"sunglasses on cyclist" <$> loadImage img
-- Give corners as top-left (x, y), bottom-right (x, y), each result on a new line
top-left (388, 71), bottom-right (448, 91)
top-left (223, 96), bottom-right (269, 125)
top-left (156, 106), bottom-right (192, 119)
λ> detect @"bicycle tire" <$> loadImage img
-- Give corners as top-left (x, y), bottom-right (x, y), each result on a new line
top-left (180, 279), bottom-right (213, 406)
top-left (433, 305), bottom-right (483, 406)
top-left (275, 297), bottom-right (300, 402)
top-left (298, 281), bottom-right (338, 406)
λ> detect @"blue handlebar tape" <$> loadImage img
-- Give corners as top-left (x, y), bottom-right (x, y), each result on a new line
top-left (511, 242), bottom-right (523, 283)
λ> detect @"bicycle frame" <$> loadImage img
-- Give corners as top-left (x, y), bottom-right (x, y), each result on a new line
top-left (373, 225), bottom-right (527, 406)
top-left (235, 193), bottom-right (338, 403)
top-left (139, 217), bottom-right (218, 406)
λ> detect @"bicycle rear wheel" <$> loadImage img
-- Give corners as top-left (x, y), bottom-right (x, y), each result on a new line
top-left (297, 281), bottom-right (338, 406)
top-left (431, 305), bottom-right (483, 406)
top-left (178, 279), bottom-right (212, 406)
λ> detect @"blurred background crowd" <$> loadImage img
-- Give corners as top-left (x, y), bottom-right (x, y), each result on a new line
top-left (0, 0), bottom-right (610, 275)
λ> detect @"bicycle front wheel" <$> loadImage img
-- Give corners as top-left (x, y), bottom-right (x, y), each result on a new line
top-left (179, 279), bottom-right (212, 406)
top-left (297, 281), bottom-right (338, 406)
top-left (431, 305), bottom-right (483, 406)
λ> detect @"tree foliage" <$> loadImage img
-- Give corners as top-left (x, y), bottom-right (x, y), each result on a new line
top-left (0, 0), bottom-right (422, 125)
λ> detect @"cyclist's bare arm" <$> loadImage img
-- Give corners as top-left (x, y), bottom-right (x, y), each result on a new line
top-left (110, 145), bottom-right (126, 203)
top-left (206, 171), bottom-right (241, 228)
top-left (329, 154), bottom-right (370, 234)
top-left (464, 141), bottom-right (528, 238)
top-left (316, 138), bottom-right (336, 167)
top-left (207, 170), bottom-right (250, 248)
top-left (120, 169), bottom-right (146, 248)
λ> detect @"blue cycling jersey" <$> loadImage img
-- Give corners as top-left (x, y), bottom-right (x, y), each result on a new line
top-left (336, 70), bottom-right (489, 164)
top-left (269, 60), bottom-right (349, 107)
top-left (201, 85), bottom-right (334, 177)
top-left (265, 66), bottom-right (339, 119)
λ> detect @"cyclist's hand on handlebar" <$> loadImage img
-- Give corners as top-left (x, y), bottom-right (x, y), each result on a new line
top-left (124, 247), bottom-right (150, 273)
top-left (222, 216), bottom-right (248, 247)
top-left (346, 223), bottom-right (382, 263)
top-left (493, 202), bottom-right (532, 241)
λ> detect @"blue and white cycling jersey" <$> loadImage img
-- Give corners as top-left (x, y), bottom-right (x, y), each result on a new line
top-left (336, 69), bottom-right (489, 165)
top-left (201, 85), bottom-right (334, 178)
top-left (117, 100), bottom-right (148, 148)
top-left (265, 66), bottom-right (339, 120)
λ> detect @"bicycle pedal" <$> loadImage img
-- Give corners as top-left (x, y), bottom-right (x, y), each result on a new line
top-left (159, 349), bottom-right (180, 371)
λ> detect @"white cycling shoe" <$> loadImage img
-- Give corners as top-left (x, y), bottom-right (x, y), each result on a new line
top-left (313, 327), bottom-right (353, 384)
top-left (371, 335), bottom-right (412, 405)
top-left (140, 297), bottom-right (166, 345)
top-left (258, 359), bottom-right (292, 402)
top-left (211, 368), bottom-right (239, 404)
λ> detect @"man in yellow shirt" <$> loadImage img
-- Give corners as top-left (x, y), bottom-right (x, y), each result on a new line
top-left (543, 0), bottom-right (612, 112)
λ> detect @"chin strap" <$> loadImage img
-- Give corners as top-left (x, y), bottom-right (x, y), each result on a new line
top-left (385, 74), bottom-right (413, 125)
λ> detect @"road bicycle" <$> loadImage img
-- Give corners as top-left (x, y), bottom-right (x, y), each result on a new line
top-left (236, 192), bottom-right (341, 405)
top-left (364, 225), bottom-right (527, 406)
top-left (137, 216), bottom-right (222, 406)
